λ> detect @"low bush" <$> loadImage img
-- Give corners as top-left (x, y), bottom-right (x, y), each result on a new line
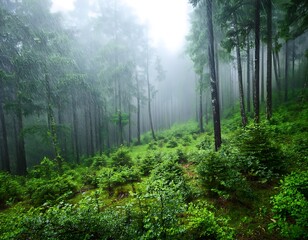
top-left (26, 175), bottom-right (77, 206)
top-left (197, 151), bottom-right (254, 203)
top-left (111, 146), bottom-right (133, 167)
top-left (269, 171), bottom-right (308, 239)
top-left (182, 202), bottom-right (234, 240)
top-left (0, 172), bottom-right (24, 208)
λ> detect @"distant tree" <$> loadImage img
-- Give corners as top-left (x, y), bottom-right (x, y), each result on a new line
top-left (266, 0), bottom-right (273, 120)
top-left (190, 0), bottom-right (221, 150)
top-left (253, 0), bottom-right (260, 123)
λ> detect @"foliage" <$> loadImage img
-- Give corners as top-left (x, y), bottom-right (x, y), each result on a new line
top-left (26, 175), bottom-right (77, 206)
top-left (97, 166), bottom-right (141, 196)
top-left (0, 172), bottom-right (24, 208)
top-left (83, 153), bottom-right (109, 169)
top-left (269, 171), bottom-right (308, 239)
top-left (182, 202), bottom-right (234, 240)
top-left (28, 157), bottom-right (58, 179)
top-left (234, 123), bottom-right (286, 181)
top-left (111, 146), bottom-right (133, 167)
top-left (138, 150), bottom-right (163, 176)
top-left (197, 151), bottom-right (254, 203)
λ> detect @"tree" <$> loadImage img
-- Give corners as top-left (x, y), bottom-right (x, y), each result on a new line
top-left (253, 0), bottom-right (260, 123)
top-left (266, 0), bottom-right (273, 120)
top-left (189, 0), bottom-right (221, 150)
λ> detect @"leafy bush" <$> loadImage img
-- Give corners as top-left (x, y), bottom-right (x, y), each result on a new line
top-left (234, 123), bottom-right (286, 181)
top-left (28, 157), bottom-right (57, 179)
top-left (83, 153), bottom-right (109, 169)
top-left (26, 175), bottom-right (77, 206)
top-left (182, 202), bottom-right (234, 240)
top-left (12, 198), bottom-right (135, 240)
top-left (111, 146), bottom-right (133, 167)
top-left (139, 150), bottom-right (163, 176)
top-left (176, 147), bottom-right (188, 164)
top-left (197, 151), bottom-right (254, 203)
top-left (269, 171), bottom-right (308, 239)
top-left (97, 166), bottom-right (141, 196)
top-left (0, 172), bottom-right (23, 208)
top-left (166, 137), bottom-right (178, 148)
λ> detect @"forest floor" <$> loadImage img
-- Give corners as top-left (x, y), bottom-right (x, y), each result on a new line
top-left (0, 92), bottom-right (307, 240)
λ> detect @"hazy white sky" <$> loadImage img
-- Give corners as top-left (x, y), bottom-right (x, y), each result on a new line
top-left (51, 0), bottom-right (190, 52)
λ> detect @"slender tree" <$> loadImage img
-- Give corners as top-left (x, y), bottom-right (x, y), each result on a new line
top-left (253, 0), bottom-right (260, 123)
top-left (266, 0), bottom-right (272, 120)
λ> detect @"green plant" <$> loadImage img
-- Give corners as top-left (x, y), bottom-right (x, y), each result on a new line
top-left (0, 172), bottom-right (23, 208)
top-left (26, 175), bottom-right (77, 206)
top-left (111, 146), bottom-right (133, 167)
top-left (182, 202), bottom-right (234, 240)
top-left (197, 151), bottom-right (254, 203)
top-left (234, 123), bottom-right (286, 181)
top-left (269, 171), bottom-right (308, 239)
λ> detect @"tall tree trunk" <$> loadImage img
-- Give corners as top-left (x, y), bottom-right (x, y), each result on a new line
top-left (292, 40), bottom-right (295, 92)
top-left (16, 106), bottom-right (26, 175)
top-left (234, 14), bottom-right (247, 126)
top-left (0, 86), bottom-right (10, 172)
top-left (254, 0), bottom-right (260, 123)
top-left (146, 41), bottom-right (156, 141)
top-left (261, 44), bottom-right (265, 103)
top-left (266, 0), bottom-right (272, 120)
top-left (72, 91), bottom-right (80, 164)
top-left (45, 74), bottom-right (63, 172)
top-left (206, 0), bottom-right (221, 151)
top-left (136, 74), bottom-right (141, 145)
top-left (247, 35), bottom-right (251, 113)
top-left (199, 73), bottom-right (204, 132)
top-left (273, 51), bottom-right (282, 99)
top-left (285, 40), bottom-right (289, 101)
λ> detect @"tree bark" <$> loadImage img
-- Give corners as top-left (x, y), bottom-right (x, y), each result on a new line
top-left (0, 84), bottom-right (10, 172)
top-left (266, 0), bottom-right (272, 120)
top-left (285, 40), bottom-right (289, 101)
top-left (146, 41), bottom-right (156, 141)
top-left (234, 14), bottom-right (247, 127)
top-left (253, 0), bottom-right (260, 123)
top-left (206, 0), bottom-right (221, 150)
top-left (199, 73), bottom-right (204, 132)
top-left (72, 91), bottom-right (80, 164)
top-left (136, 74), bottom-right (141, 145)
top-left (246, 35), bottom-right (251, 113)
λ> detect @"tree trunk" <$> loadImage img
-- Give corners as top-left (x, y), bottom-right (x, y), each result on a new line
top-left (285, 40), bottom-right (289, 101)
top-left (266, 0), bottom-right (272, 120)
top-left (146, 41), bottom-right (156, 141)
top-left (136, 74), bottom-right (141, 145)
top-left (247, 35), bottom-right (251, 113)
top-left (72, 91), bottom-right (80, 164)
top-left (261, 44), bottom-right (265, 103)
top-left (234, 14), bottom-right (247, 127)
top-left (16, 106), bottom-right (27, 175)
top-left (199, 74), bottom-right (204, 132)
top-left (206, 0), bottom-right (221, 151)
top-left (273, 51), bottom-right (282, 99)
top-left (0, 86), bottom-right (10, 172)
top-left (253, 0), bottom-right (260, 123)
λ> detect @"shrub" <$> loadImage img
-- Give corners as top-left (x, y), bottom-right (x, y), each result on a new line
top-left (197, 151), bottom-right (254, 203)
top-left (139, 151), bottom-right (163, 176)
top-left (166, 137), bottom-right (178, 148)
top-left (111, 146), bottom-right (133, 167)
top-left (0, 172), bottom-right (23, 208)
top-left (26, 175), bottom-right (77, 206)
top-left (28, 157), bottom-right (57, 179)
top-left (234, 123), bottom-right (286, 181)
top-left (269, 171), bottom-right (308, 239)
top-left (182, 202), bottom-right (234, 240)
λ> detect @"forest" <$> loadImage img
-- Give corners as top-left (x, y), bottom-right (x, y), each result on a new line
top-left (0, 0), bottom-right (307, 239)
